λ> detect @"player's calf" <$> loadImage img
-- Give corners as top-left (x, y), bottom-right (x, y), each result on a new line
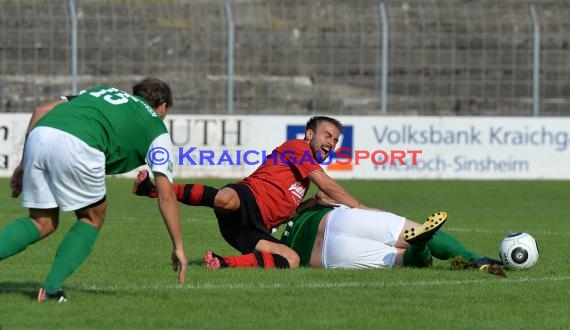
top-left (204, 251), bottom-right (290, 269)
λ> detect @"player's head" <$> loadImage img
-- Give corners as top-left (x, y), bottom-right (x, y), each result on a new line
top-left (304, 116), bottom-right (342, 162)
top-left (132, 78), bottom-right (173, 119)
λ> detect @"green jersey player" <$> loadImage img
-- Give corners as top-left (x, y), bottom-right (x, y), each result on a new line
top-left (279, 203), bottom-right (505, 276)
top-left (0, 78), bottom-right (187, 303)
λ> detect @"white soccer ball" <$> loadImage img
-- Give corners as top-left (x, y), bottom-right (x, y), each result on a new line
top-left (499, 232), bottom-right (539, 270)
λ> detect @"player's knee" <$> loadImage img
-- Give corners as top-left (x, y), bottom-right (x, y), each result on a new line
top-left (214, 188), bottom-right (239, 211)
top-left (287, 256), bottom-right (300, 269)
top-left (30, 217), bottom-right (58, 238)
top-left (282, 251), bottom-right (300, 269)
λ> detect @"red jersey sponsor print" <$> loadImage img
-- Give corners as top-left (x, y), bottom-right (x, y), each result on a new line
top-left (288, 181), bottom-right (306, 201)
top-left (241, 139), bottom-right (323, 231)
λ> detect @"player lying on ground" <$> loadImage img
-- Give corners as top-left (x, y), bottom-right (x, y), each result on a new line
top-left (204, 204), bottom-right (506, 277)
top-left (282, 205), bottom-right (504, 275)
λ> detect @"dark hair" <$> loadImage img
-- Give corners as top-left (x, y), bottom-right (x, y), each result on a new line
top-left (305, 116), bottom-right (343, 132)
top-left (132, 78), bottom-right (173, 109)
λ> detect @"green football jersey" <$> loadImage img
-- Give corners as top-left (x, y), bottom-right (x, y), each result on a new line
top-left (35, 86), bottom-right (173, 177)
top-left (280, 205), bottom-right (333, 266)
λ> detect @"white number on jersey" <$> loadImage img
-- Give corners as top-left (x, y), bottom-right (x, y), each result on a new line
top-left (90, 88), bottom-right (130, 105)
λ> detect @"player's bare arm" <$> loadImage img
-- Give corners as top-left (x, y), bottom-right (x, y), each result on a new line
top-left (10, 99), bottom-right (66, 198)
top-left (26, 99), bottom-right (66, 133)
top-left (291, 197), bottom-right (318, 218)
top-left (308, 170), bottom-right (382, 212)
top-left (292, 191), bottom-right (341, 218)
top-left (314, 190), bottom-right (341, 207)
top-left (154, 172), bottom-right (188, 283)
top-left (308, 170), bottom-right (364, 208)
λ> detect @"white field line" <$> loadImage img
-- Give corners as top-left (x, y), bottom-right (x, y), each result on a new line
top-left (448, 227), bottom-right (570, 237)
top-left (72, 275), bottom-right (570, 292)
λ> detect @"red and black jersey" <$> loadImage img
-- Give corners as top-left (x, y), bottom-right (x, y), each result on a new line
top-left (241, 139), bottom-right (323, 230)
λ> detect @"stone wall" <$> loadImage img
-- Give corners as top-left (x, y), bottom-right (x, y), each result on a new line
top-left (1, 0), bottom-right (568, 115)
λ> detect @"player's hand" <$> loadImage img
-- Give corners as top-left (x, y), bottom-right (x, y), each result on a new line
top-left (10, 164), bottom-right (24, 198)
top-left (171, 248), bottom-right (188, 283)
top-left (315, 190), bottom-right (340, 207)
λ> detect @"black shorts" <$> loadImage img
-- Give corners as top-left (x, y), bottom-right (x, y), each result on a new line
top-left (215, 183), bottom-right (280, 253)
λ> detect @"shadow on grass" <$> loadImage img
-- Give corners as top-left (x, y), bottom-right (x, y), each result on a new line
top-left (190, 257), bottom-right (207, 266)
top-left (0, 281), bottom-right (120, 301)
top-left (0, 281), bottom-right (39, 300)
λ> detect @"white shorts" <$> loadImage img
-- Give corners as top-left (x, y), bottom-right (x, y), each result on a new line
top-left (22, 127), bottom-right (106, 211)
top-left (321, 206), bottom-right (406, 269)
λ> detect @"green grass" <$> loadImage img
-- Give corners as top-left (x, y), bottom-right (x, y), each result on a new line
top-left (0, 178), bottom-right (568, 329)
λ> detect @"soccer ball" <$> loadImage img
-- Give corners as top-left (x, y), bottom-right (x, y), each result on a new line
top-left (499, 232), bottom-right (539, 270)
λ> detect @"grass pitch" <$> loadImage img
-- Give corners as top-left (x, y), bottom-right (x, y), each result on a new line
top-left (0, 178), bottom-right (568, 329)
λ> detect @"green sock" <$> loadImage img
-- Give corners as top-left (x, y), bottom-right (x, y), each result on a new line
top-left (0, 217), bottom-right (41, 260)
top-left (403, 244), bottom-right (432, 268)
top-left (427, 230), bottom-right (482, 261)
top-left (43, 221), bottom-right (99, 294)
